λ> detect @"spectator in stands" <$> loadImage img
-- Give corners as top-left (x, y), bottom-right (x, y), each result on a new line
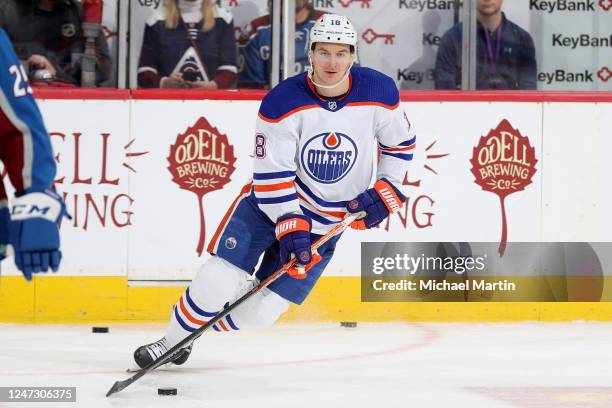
top-left (138, 0), bottom-right (238, 89)
top-left (434, 0), bottom-right (537, 90)
top-left (11, 0), bottom-right (110, 87)
top-left (0, 0), bottom-right (18, 38)
top-left (238, 0), bottom-right (324, 89)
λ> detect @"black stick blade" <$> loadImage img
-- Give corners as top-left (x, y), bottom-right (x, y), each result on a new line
top-left (106, 378), bottom-right (133, 397)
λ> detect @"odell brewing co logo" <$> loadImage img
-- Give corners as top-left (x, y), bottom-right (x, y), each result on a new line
top-left (300, 132), bottom-right (357, 184)
top-left (470, 120), bottom-right (537, 256)
top-left (168, 117), bottom-right (236, 255)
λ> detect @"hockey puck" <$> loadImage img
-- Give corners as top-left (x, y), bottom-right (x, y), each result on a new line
top-left (158, 388), bottom-right (177, 396)
top-left (340, 322), bottom-right (357, 328)
top-left (92, 327), bottom-right (109, 333)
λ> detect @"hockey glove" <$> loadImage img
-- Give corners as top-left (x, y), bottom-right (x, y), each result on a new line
top-left (346, 178), bottom-right (405, 230)
top-left (275, 213), bottom-right (320, 279)
top-left (0, 205), bottom-right (9, 262)
top-left (10, 189), bottom-right (68, 280)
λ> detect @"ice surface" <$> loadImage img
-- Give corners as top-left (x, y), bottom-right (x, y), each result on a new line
top-left (1, 322), bottom-right (612, 408)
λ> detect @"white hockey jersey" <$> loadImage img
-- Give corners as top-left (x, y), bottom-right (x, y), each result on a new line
top-left (252, 66), bottom-right (416, 234)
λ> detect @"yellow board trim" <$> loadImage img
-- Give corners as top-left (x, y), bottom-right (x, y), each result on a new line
top-left (1, 276), bottom-right (611, 323)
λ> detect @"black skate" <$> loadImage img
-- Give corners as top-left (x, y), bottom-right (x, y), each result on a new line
top-left (133, 337), bottom-right (193, 369)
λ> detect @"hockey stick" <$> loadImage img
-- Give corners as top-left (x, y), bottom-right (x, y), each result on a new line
top-left (106, 212), bottom-right (361, 397)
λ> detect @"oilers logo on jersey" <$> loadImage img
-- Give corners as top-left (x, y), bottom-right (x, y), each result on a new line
top-left (300, 132), bottom-right (358, 184)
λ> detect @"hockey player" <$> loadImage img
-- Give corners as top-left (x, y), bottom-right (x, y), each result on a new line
top-left (134, 14), bottom-right (416, 368)
top-left (0, 27), bottom-right (66, 280)
top-left (237, 0), bottom-right (324, 88)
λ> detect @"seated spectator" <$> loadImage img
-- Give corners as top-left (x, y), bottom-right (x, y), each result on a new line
top-left (11, 0), bottom-right (110, 87)
top-left (238, 0), bottom-right (324, 89)
top-left (434, 0), bottom-right (536, 90)
top-left (138, 0), bottom-right (237, 89)
top-left (0, 0), bottom-right (18, 39)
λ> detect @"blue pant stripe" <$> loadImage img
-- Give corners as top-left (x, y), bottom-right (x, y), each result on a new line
top-left (185, 288), bottom-right (218, 317)
top-left (225, 314), bottom-right (240, 330)
top-left (174, 305), bottom-right (196, 333)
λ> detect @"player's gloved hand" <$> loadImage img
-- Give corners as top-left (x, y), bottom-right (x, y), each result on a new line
top-left (10, 189), bottom-right (68, 281)
top-left (275, 213), bottom-right (320, 279)
top-left (346, 178), bottom-right (405, 230)
top-left (0, 205), bottom-right (9, 262)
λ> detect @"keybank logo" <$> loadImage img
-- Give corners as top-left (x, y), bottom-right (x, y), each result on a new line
top-left (362, 28), bottom-right (395, 44)
top-left (397, 68), bottom-right (435, 84)
top-left (138, 0), bottom-right (161, 8)
top-left (422, 32), bottom-right (442, 46)
top-left (552, 34), bottom-right (612, 48)
top-left (598, 67), bottom-right (612, 81)
top-left (538, 67), bottom-right (611, 84)
top-left (398, 0), bottom-right (455, 11)
top-left (313, 0), bottom-right (372, 8)
top-left (530, 0), bottom-right (611, 12)
top-left (337, 0), bottom-right (372, 8)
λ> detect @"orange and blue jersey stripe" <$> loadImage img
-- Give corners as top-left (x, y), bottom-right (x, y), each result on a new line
top-left (294, 177), bottom-right (349, 208)
top-left (253, 171), bottom-right (298, 205)
top-left (294, 177), bottom-right (349, 227)
top-left (379, 136), bottom-right (416, 161)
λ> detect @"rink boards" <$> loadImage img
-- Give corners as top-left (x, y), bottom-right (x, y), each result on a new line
top-left (1, 90), bottom-right (611, 322)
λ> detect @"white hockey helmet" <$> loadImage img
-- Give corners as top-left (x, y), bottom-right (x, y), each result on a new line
top-left (309, 14), bottom-right (357, 51)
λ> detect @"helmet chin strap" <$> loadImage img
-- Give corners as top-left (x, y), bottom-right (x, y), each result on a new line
top-left (307, 52), bottom-right (355, 90)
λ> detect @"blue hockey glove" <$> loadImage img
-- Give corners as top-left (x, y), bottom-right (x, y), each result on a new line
top-left (10, 189), bottom-right (67, 280)
top-left (0, 204), bottom-right (9, 262)
top-left (275, 213), bottom-right (316, 279)
top-left (346, 178), bottom-right (406, 230)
